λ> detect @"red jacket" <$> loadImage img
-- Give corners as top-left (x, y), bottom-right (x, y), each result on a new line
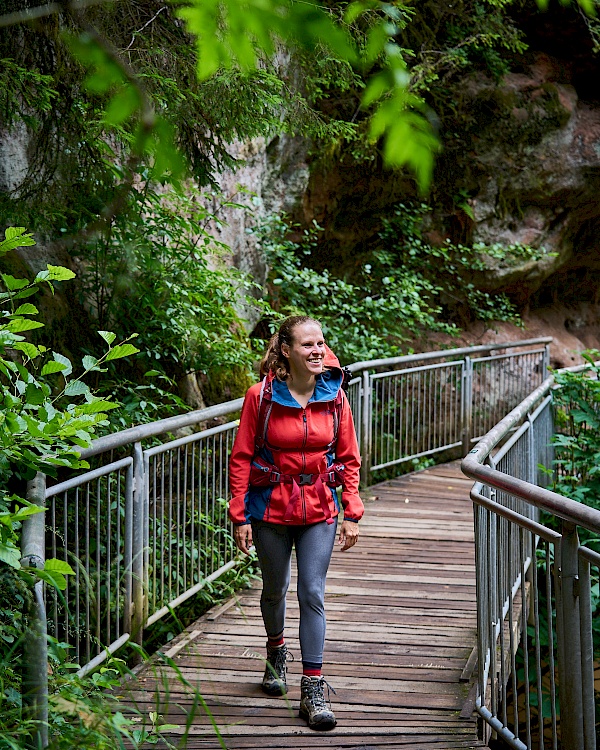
top-left (228, 349), bottom-right (363, 526)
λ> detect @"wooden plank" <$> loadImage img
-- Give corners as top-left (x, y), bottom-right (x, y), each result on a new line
top-left (115, 461), bottom-right (483, 748)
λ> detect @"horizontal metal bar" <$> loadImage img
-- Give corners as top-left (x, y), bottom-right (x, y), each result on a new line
top-left (370, 442), bottom-right (462, 472)
top-left (491, 422), bottom-right (530, 464)
top-left (528, 393), bottom-right (553, 423)
top-left (475, 700), bottom-right (529, 750)
top-left (462, 368), bottom-right (600, 533)
top-left (370, 359), bottom-right (462, 380)
top-left (471, 489), bottom-right (562, 542)
top-left (45, 457), bottom-right (133, 498)
top-left (144, 420), bottom-right (238, 458)
top-left (466, 452), bottom-right (600, 533)
top-left (79, 398), bottom-right (244, 459)
top-left (145, 559), bottom-right (240, 628)
top-left (347, 338), bottom-right (553, 374)
top-left (76, 633), bottom-right (130, 678)
top-left (578, 545), bottom-right (600, 567)
top-left (473, 348), bottom-right (545, 365)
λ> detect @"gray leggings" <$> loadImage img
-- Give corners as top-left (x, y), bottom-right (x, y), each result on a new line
top-left (251, 518), bottom-right (337, 667)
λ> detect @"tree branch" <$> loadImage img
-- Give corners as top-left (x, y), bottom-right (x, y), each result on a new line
top-left (0, 0), bottom-right (113, 28)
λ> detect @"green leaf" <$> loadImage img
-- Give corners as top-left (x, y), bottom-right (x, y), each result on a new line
top-left (76, 399), bottom-right (119, 414)
top-left (4, 413), bottom-right (27, 434)
top-left (64, 380), bottom-right (90, 397)
top-left (14, 303), bottom-right (38, 316)
top-left (103, 85), bottom-right (141, 126)
top-left (41, 361), bottom-right (68, 376)
top-left (98, 331), bottom-right (116, 346)
top-left (104, 343), bottom-right (140, 362)
top-left (45, 558), bottom-right (75, 576)
top-left (0, 542), bottom-right (21, 569)
top-left (6, 318), bottom-right (44, 333)
top-left (35, 265), bottom-right (76, 283)
top-left (52, 352), bottom-right (73, 377)
top-left (0, 227), bottom-right (36, 255)
top-left (25, 383), bottom-right (46, 406)
top-left (1, 274), bottom-right (30, 291)
top-left (10, 504), bottom-right (44, 522)
top-left (36, 569), bottom-right (67, 590)
top-left (82, 355), bottom-right (103, 372)
top-left (14, 342), bottom-right (40, 359)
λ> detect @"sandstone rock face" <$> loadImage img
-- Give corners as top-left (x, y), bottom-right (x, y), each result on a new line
top-left (0, 122), bottom-right (29, 194)
top-left (459, 53), bottom-right (600, 301)
top-left (207, 133), bottom-right (311, 328)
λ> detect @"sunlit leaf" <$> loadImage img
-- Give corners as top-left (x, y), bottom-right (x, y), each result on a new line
top-left (6, 318), bottom-right (44, 334)
top-left (98, 331), bottom-right (116, 346)
top-left (45, 558), bottom-right (75, 575)
top-left (14, 303), bottom-right (38, 316)
top-left (41, 361), bottom-right (68, 376)
top-left (104, 343), bottom-right (140, 361)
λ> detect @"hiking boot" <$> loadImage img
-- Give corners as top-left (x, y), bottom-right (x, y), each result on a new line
top-left (299, 675), bottom-right (337, 730)
top-left (261, 643), bottom-right (290, 696)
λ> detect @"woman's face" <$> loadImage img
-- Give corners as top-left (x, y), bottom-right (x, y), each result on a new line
top-left (282, 322), bottom-right (325, 380)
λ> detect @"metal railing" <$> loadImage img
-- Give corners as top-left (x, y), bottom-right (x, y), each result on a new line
top-left (462, 367), bottom-right (600, 750)
top-left (20, 337), bottom-right (552, 747)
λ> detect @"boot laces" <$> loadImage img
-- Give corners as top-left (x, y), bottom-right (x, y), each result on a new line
top-left (305, 676), bottom-right (336, 711)
top-left (268, 644), bottom-right (293, 676)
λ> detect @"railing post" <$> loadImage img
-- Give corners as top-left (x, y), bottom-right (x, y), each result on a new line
top-left (577, 557), bottom-right (597, 750)
top-left (557, 522), bottom-right (584, 750)
top-left (461, 356), bottom-right (473, 455)
top-left (360, 370), bottom-right (371, 486)
top-left (131, 442), bottom-right (146, 652)
top-left (21, 472), bottom-right (49, 749)
top-left (123, 460), bottom-right (134, 635)
top-left (543, 343), bottom-right (551, 375)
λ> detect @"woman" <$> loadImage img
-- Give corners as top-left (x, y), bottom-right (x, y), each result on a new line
top-left (229, 315), bottom-right (364, 731)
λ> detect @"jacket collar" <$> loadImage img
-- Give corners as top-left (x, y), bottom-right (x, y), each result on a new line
top-left (271, 369), bottom-right (343, 408)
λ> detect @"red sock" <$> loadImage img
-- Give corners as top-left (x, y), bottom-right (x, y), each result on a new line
top-left (303, 668), bottom-right (321, 678)
top-left (267, 634), bottom-right (285, 648)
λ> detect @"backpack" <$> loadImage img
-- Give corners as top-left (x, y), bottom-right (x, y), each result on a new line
top-left (248, 369), bottom-right (348, 524)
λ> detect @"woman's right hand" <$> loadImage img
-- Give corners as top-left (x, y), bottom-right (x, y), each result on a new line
top-left (234, 523), bottom-right (253, 555)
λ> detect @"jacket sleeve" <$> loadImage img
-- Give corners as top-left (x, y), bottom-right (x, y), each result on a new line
top-left (228, 385), bottom-right (260, 524)
top-left (335, 392), bottom-right (364, 522)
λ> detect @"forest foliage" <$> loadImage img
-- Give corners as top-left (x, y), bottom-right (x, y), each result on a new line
top-left (0, 0), bottom-right (572, 420)
top-left (0, 1), bottom-right (598, 747)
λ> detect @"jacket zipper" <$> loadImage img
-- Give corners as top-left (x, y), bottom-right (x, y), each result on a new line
top-left (301, 408), bottom-right (307, 524)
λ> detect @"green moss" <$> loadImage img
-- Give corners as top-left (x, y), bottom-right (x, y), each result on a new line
top-left (200, 365), bottom-right (255, 406)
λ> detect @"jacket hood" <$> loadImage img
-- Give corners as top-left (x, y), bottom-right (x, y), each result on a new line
top-left (270, 343), bottom-right (343, 407)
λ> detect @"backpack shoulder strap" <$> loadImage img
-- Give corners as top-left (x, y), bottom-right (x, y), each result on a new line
top-left (254, 372), bottom-right (274, 455)
top-left (330, 387), bottom-right (344, 450)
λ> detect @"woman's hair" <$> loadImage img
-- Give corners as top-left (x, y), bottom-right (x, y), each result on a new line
top-left (260, 315), bottom-right (321, 380)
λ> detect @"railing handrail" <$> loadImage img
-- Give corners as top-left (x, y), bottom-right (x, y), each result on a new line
top-left (461, 362), bottom-right (600, 535)
top-left (346, 337), bottom-right (552, 373)
top-left (80, 337), bottom-right (553, 459)
top-left (78, 397), bottom-right (244, 458)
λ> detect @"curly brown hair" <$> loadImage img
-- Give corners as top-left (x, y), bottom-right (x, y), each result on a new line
top-left (259, 316), bottom-right (321, 380)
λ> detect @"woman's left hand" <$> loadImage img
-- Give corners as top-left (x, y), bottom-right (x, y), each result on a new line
top-left (338, 520), bottom-right (359, 551)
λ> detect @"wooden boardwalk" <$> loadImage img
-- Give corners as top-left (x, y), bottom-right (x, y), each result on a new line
top-left (119, 462), bottom-right (485, 749)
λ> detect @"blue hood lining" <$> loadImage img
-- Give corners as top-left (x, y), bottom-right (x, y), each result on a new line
top-left (271, 369), bottom-right (343, 408)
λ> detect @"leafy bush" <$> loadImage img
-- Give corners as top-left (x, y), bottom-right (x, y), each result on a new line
top-left (72, 185), bottom-right (262, 397)
top-left (254, 205), bottom-right (544, 363)
top-left (550, 351), bottom-right (600, 548)
top-left (0, 227), bottom-right (146, 748)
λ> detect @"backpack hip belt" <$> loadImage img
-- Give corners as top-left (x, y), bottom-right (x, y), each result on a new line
top-left (250, 462), bottom-right (346, 525)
